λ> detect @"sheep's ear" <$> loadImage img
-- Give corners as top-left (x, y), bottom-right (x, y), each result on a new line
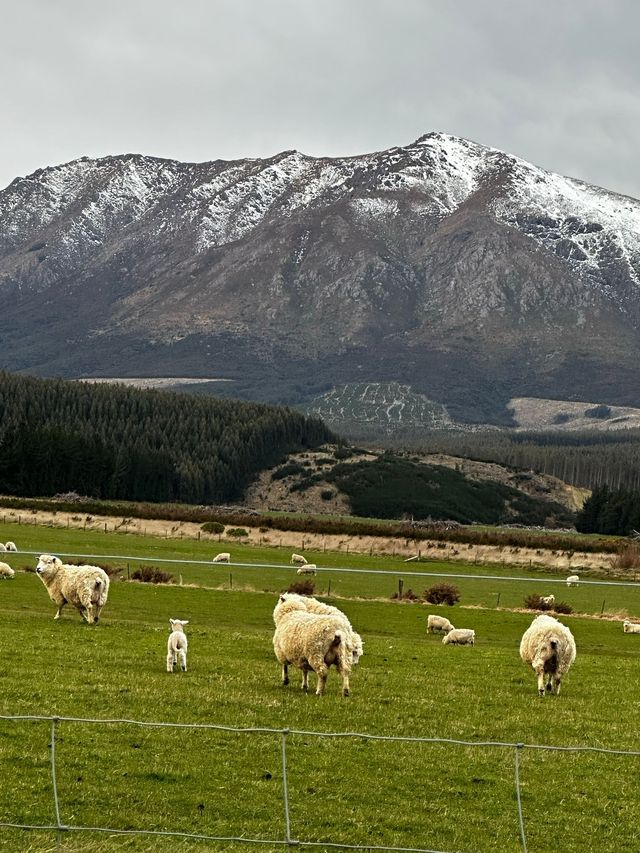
top-left (169, 619), bottom-right (176, 627)
top-left (279, 594), bottom-right (286, 602)
top-left (182, 620), bottom-right (189, 626)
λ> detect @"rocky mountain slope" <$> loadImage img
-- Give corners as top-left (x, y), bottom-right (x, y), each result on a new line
top-left (1, 133), bottom-right (639, 424)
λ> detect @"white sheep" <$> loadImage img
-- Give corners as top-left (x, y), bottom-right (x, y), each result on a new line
top-left (166, 619), bottom-right (189, 672)
top-left (519, 614), bottom-right (576, 696)
top-left (5, 542), bottom-right (17, 552)
top-left (566, 575), bottom-right (579, 587)
top-left (296, 564), bottom-right (317, 575)
top-left (291, 554), bottom-right (307, 566)
top-left (442, 628), bottom-right (475, 645)
top-left (540, 595), bottom-right (555, 607)
top-left (35, 554), bottom-right (110, 624)
top-left (0, 543), bottom-right (6, 552)
top-left (276, 593), bottom-right (364, 663)
top-left (427, 614), bottom-right (455, 634)
top-left (623, 620), bottom-right (640, 634)
top-left (0, 562), bottom-right (15, 579)
top-left (272, 594), bottom-right (355, 696)
top-left (212, 552), bottom-right (230, 563)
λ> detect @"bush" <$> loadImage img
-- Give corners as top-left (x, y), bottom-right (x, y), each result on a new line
top-left (524, 593), bottom-right (552, 611)
top-left (612, 544), bottom-right (640, 570)
top-left (287, 579), bottom-right (315, 596)
top-left (226, 527), bottom-right (248, 538)
top-left (585, 404), bottom-right (612, 420)
top-left (271, 463), bottom-right (305, 480)
top-left (424, 583), bottom-right (460, 606)
top-left (131, 566), bottom-right (175, 584)
top-left (201, 520), bottom-right (225, 534)
top-left (553, 601), bottom-right (573, 614)
top-left (391, 588), bottom-right (419, 601)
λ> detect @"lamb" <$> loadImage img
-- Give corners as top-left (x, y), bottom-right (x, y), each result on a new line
top-left (166, 619), bottom-right (189, 672)
top-left (296, 564), bottom-right (317, 575)
top-left (566, 575), bottom-right (579, 587)
top-left (212, 552), bottom-right (231, 563)
top-left (519, 614), bottom-right (576, 696)
top-left (290, 554), bottom-right (307, 566)
top-left (35, 554), bottom-right (110, 624)
top-left (5, 542), bottom-right (17, 552)
top-left (0, 562), bottom-right (15, 579)
top-left (427, 614), bottom-right (455, 634)
top-left (272, 594), bottom-right (355, 696)
top-left (275, 593), bottom-right (364, 663)
top-left (623, 620), bottom-right (640, 634)
top-left (540, 595), bottom-right (555, 607)
top-left (442, 628), bottom-right (475, 645)
top-left (0, 543), bottom-right (6, 552)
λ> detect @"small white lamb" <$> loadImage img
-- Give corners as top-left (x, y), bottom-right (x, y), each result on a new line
top-left (0, 562), bottom-right (15, 579)
top-left (291, 554), bottom-right (307, 566)
top-left (540, 595), bottom-right (555, 607)
top-left (296, 564), bottom-right (317, 575)
top-left (623, 620), bottom-right (640, 634)
top-left (427, 614), bottom-right (455, 634)
top-left (212, 552), bottom-right (230, 563)
top-left (166, 619), bottom-right (189, 672)
top-left (0, 543), bottom-right (6, 552)
top-left (566, 575), bottom-right (579, 587)
top-left (5, 542), bottom-right (17, 552)
top-left (442, 628), bottom-right (475, 645)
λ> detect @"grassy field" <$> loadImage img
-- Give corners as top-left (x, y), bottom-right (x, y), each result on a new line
top-left (1, 521), bottom-right (640, 853)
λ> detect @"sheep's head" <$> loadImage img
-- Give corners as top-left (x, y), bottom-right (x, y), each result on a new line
top-left (169, 619), bottom-right (189, 633)
top-left (532, 637), bottom-right (559, 672)
top-left (36, 554), bottom-right (62, 581)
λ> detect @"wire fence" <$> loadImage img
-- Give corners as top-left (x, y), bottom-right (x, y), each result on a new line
top-left (1, 714), bottom-right (639, 853)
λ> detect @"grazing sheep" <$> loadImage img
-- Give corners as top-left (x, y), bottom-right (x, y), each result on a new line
top-left (519, 614), bottom-right (576, 696)
top-left (0, 562), bottom-right (15, 579)
top-left (272, 594), bottom-right (354, 696)
top-left (166, 619), bottom-right (189, 672)
top-left (442, 628), bottom-right (475, 645)
top-left (275, 593), bottom-right (364, 663)
top-left (5, 542), bottom-right (17, 552)
top-left (296, 564), bottom-right (317, 575)
top-left (35, 554), bottom-right (110, 624)
top-left (212, 552), bottom-right (230, 563)
top-left (623, 620), bottom-right (640, 634)
top-left (427, 614), bottom-right (455, 635)
top-left (540, 595), bottom-right (555, 607)
top-left (0, 543), bottom-right (6, 552)
top-left (291, 554), bottom-right (307, 566)
top-left (566, 575), bottom-right (579, 587)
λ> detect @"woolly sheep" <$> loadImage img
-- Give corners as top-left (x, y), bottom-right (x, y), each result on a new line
top-left (0, 543), bottom-right (6, 552)
top-left (623, 620), bottom-right (640, 634)
top-left (272, 594), bottom-right (355, 696)
top-left (519, 614), bottom-right (576, 696)
top-left (291, 554), bottom-right (307, 566)
top-left (0, 562), bottom-right (15, 579)
top-left (427, 614), bottom-right (455, 634)
top-left (566, 575), bottom-right (579, 587)
top-left (296, 564), bottom-right (317, 575)
top-left (35, 554), bottom-right (110, 624)
top-left (442, 628), bottom-right (475, 645)
top-left (166, 619), bottom-right (189, 672)
top-left (276, 593), bottom-right (364, 664)
top-left (5, 542), bottom-right (17, 552)
top-left (212, 552), bottom-right (230, 563)
top-left (540, 595), bottom-right (555, 607)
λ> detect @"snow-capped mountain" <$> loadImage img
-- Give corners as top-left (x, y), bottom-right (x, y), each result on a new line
top-left (1, 133), bottom-right (639, 425)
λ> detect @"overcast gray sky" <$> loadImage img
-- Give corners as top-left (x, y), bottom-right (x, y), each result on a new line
top-left (3, 0), bottom-right (639, 198)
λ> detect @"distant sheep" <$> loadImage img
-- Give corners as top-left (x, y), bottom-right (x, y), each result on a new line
top-left (166, 619), bottom-right (189, 672)
top-left (277, 593), bottom-right (363, 663)
top-left (272, 594), bottom-right (355, 696)
top-left (296, 564), bottom-right (317, 575)
top-left (427, 614), bottom-right (455, 635)
top-left (623, 620), bottom-right (640, 634)
top-left (291, 554), bottom-right (307, 566)
top-left (540, 595), bottom-right (555, 607)
top-left (0, 562), bottom-right (15, 579)
top-left (0, 543), bottom-right (6, 552)
top-left (520, 614), bottom-right (576, 696)
top-left (566, 575), bottom-right (579, 587)
top-left (5, 542), bottom-right (17, 552)
top-left (212, 552), bottom-right (230, 563)
top-left (35, 554), bottom-right (110, 624)
top-left (442, 628), bottom-right (475, 645)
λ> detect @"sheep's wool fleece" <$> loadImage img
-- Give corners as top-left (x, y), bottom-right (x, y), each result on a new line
top-left (519, 615), bottom-right (576, 674)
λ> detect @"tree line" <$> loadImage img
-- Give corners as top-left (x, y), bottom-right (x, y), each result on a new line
top-left (0, 372), bottom-right (334, 504)
top-left (576, 485), bottom-right (640, 536)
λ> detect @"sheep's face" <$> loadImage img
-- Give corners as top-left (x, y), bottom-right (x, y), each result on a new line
top-left (36, 554), bottom-right (62, 580)
top-left (169, 619), bottom-right (188, 633)
top-left (532, 638), bottom-right (559, 672)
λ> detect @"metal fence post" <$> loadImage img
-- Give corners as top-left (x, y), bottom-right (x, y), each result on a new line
top-left (50, 717), bottom-right (66, 837)
top-left (514, 743), bottom-right (528, 853)
top-left (280, 729), bottom-right (294, 845)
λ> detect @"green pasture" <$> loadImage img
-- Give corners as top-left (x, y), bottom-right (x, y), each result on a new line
top-left (1, 521), bottom-right (640, 853)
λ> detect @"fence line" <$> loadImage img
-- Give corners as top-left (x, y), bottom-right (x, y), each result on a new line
top-left (1, 714), bottom-right (639, 852)
top-left (9, 549), bottom-right (640, 589)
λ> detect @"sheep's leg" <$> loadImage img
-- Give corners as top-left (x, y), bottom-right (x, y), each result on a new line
top-left (178, 649), bottom-right (187, 672)
top-left (54, 600), bottom-right (66, 620)
top-left (282, 662), bottom-right (289, 686)
top-left (553, 676), bottom-right (562, 695)
top-left (166, 652), bottom-right (175, 673)
top-left (313, 663), bottom-right (329, 696)
top-left (536, 670), bottom-right (546, 697)
top-left (301, 670), bottom-right (309, 691)
top-left (341, 672), bottom-right (350, 698)
top-left (94, 603), bottom-right (103, 623)
top-left (83, 604), bottom-right (95, 625)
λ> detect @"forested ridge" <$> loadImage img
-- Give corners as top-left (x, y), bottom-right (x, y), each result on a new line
top-left (0, 373), bottom-right (334, 503)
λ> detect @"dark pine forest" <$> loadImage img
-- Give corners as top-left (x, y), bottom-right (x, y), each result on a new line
top-left (0, 373), bottom-right (334, 504)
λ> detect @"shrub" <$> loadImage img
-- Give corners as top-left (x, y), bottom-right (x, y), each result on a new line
top-left (524, 593), bottom-right (552, 611)
top-left (612, 544), bottom-right (640, 570)
top-left (585, 404), bottom-right (612, 420)
top-left (425, 583), bottom-right (460, 606)
top-left (201, 520), bottom-right (225, 534)
top-left (271, 462), bottom-right (305, 480)
top-left (391, 588), bottom-right (419, 601)
top-left (226, 527), bottom-right (248, 538)
top-left (131, 566), bottom-right (175, 584)
top-left (287, 579), bottom-right (315, 596)
top-left (553, 601), bottom-right (573, 614)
